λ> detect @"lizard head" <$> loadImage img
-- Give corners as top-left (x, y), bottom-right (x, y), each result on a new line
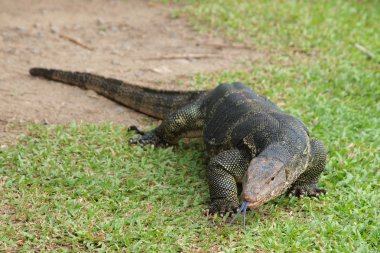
top-left (241, 157), bottom-right (288, 209)
top-left (230, 157), bottom-right (289, 226)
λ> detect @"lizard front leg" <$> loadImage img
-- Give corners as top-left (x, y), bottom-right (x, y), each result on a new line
top-left (129, 99), bottom-right (204, 146)
top-left (288, 138), bottom-right (327, 197)
top-left (207, 149), bottom-right (250, 215)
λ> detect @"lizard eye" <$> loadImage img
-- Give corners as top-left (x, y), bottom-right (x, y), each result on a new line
top-left (265, 176), bottom-right (276, 184)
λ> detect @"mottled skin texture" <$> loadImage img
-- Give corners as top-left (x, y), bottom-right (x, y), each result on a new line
top-left (30, 68), bottom-right (327, 217)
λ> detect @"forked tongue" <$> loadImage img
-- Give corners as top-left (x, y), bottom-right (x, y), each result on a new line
top-left (229, 201), bottom-right (250, 228)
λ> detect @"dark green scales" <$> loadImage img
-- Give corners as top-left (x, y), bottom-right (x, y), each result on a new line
top-left (30, 68), bottom-right (327, 219)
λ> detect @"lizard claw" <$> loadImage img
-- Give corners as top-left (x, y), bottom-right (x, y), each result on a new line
top-left (128, 125), bottom-right (146, 136)
top-left (288, 186), bottom-right (327, 198)
top-left (229, 201), bottom-right (250, 228)
top-left (128, 127), bottom-right (168, 147)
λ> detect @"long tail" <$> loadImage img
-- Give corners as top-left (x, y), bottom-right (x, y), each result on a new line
top-left (29, 68), bottom-right (205, 119)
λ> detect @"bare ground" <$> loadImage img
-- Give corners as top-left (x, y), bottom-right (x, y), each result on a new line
top-left (0, 0), bottom-right (263, 146)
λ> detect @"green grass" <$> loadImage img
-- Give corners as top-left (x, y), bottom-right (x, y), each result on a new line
top-left (1, 0), bottom-right (379, 252)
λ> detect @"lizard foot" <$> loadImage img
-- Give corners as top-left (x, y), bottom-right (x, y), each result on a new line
top-left (205, 199), bottom-right (239, 217)
top-left (288, 186), bottom-right (327, 198)
top-left (128, 126), bottom-right (168, 147)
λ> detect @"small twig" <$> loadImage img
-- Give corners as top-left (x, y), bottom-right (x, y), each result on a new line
top-left (202, 42), bottom-right (253, 50)
top-left (59, 34), bottom-right (93, 51)
top-left (144, 54), bottom-right (221, 60)
top-left (355, 43), bottom-right (375, 59)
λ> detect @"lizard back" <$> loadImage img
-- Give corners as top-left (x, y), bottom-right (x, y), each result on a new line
top-left (202, 83), bottom-right (309, 158)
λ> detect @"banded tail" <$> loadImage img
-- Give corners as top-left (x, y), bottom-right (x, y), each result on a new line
top-left (29, 68), bottom-right (205, 119)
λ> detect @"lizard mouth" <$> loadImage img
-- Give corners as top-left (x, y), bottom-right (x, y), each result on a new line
top-left (242, 194), bottom-right (261, 208)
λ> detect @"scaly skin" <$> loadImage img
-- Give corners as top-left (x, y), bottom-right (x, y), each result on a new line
top-left (30, 68), bottom-right (327, 221)
top-left (29, 68), bottom-right (205, 119)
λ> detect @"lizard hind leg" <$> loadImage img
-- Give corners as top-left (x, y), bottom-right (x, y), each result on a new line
top-left (288, 138), bottom-right (327, 198)
top-left (129, 97), bottom-right (205, 147)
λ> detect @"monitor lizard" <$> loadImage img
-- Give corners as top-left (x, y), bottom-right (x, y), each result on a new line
top-left (29, 68), bottom-right (327, 223)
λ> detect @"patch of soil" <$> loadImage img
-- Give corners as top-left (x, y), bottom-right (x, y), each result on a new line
top-left (0, 0), bottom-right (263, 145)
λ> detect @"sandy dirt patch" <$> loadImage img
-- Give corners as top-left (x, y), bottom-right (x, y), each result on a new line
top-left (0, 0), bottom-right (263, 146)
